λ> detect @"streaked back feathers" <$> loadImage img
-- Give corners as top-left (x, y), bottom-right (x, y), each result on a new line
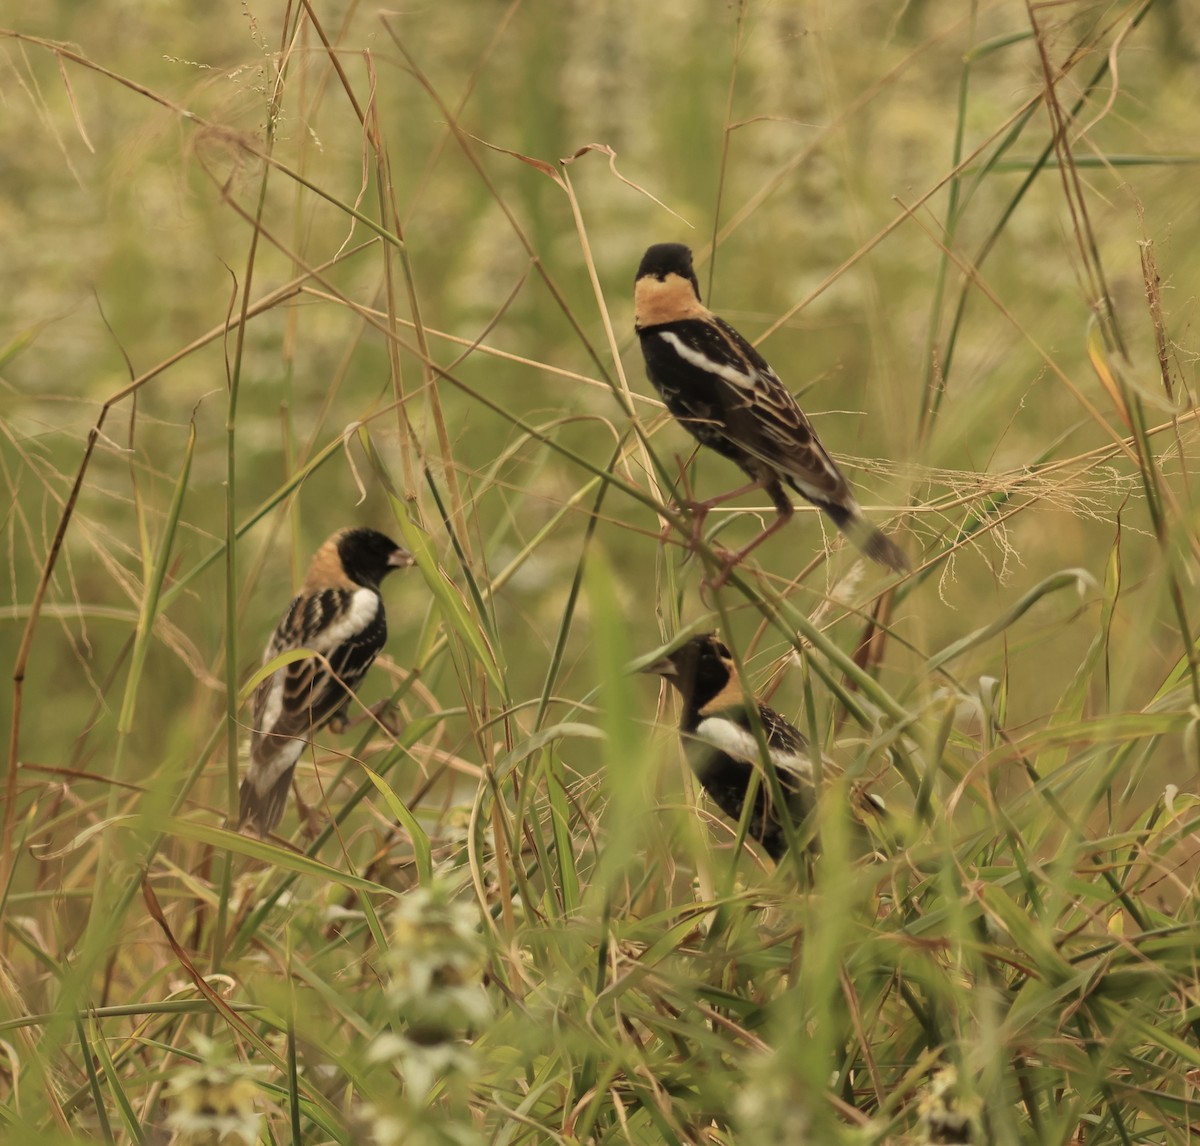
top-left (237, 528), bottom-right (413, 836)
top-left (634, 241), bottom-right (909, 573)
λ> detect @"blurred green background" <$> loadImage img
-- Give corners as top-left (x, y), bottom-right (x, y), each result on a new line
top-left (2, 1), bottom-right (1200, 1139)
top-left (4, 2), bottom-right (1197, 778)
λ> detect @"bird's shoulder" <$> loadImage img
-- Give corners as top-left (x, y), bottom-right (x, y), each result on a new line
top-left (646, 315), bottom-right (819, 440)
top-left (644, 313), bottom-right (766, 384)
top-left (266, 586), bottom-right (381, 659)
top-left (694, 696), bottom-right (811, 777)
top-left (757, 702), bottom-right (808, 758)
top-left (707, 314), bottom-right (779, 379)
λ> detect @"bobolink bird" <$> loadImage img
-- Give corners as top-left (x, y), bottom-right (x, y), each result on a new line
top-left (634, 242), bottom-right (908, 575)
top-left (643, 632), bottom-right (883, 861)
top-left (238, 527), bottom-right (414, 836)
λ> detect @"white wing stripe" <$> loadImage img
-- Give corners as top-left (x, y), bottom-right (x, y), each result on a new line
top-left (694, 716), bottom-right (813, 780)
top-left (312, 588), bottom-right (379, 651)
top-left (659, 331), bottom-right (762, 392)
top-left (258, 673), bottom-right (285, 737)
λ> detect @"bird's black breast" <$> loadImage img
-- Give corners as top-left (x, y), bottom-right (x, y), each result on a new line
top-left (683, 735), bottom-right (808, 861)
top-left (680, 703), bottom-right (812, 861)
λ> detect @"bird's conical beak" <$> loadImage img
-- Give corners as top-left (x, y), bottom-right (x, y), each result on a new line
top-left (389, 547), bottom-right (416, 569)
top-left (638, 655), bottom-right (678, 678)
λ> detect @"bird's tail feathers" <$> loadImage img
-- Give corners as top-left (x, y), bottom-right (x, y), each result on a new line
top-left (819, 500), bottom-right (910, 573)
top-left (238, 768), bottom-right (295, 837)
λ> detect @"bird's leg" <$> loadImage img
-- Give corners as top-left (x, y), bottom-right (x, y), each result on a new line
top-left (687, 478), bottom-right (767, 538)
top-left (659, 457), bottom-right (713, 544)
top-left (293, 784), bottom-right (324, 840)
top-left (660, 459), bottom-right (767, 549)
top-left (328, 698), bottom-right (401, 737)
top-left (325, 704), bottom-right (351, 735)
top-left (704, 488), bottom-right (795, 589)
top-left (367, 699), bottom-right (403, 737)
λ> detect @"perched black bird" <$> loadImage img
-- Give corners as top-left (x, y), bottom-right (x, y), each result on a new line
top-left (634, 242), bottom-right (908, 574)
top-left (643, 633), bottom-right (884, 861)
top-left (642, 633), bottom-right (816, 860)
top-left (238, 528), bottom-right (414, 836)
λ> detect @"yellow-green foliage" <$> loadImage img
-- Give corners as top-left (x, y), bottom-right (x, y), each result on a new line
top-left (2, 2), bottom-right (1199, 1142)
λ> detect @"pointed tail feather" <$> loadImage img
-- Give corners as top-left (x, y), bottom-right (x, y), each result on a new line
top-left (855, 522), bottom-right (910, 572)
top-left (820, 502), bottom-right (910, 573)
top-left (238, 767), bottom-right (296, 836)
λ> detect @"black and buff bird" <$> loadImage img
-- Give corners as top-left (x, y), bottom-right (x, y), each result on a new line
top-left (643, 632), bottom-right (883, 861)
top-left (642, 633), bottom-right (816, 860)
top-left (634, 242), bottom-right (908, 576)
top-left (238, 527), bottom-right (414, 836)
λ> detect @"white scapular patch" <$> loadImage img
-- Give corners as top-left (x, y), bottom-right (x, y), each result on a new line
top-left (658, 331), bottom-right (762, 391)
top-left (694, 716), bottom-right (813, 780)
top-left (257, 673), bottom-right (285, 739)
top-left (250, 739), bottom-right (306, 791)
top-left (313, 588), bottom-right (379, 650)
top-left (251, 588), bottom-right (379, 773)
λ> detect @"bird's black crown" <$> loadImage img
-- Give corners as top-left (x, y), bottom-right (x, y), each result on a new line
top-left (637, 242), bottom-right (697, 285)
top-left (663, 633), bottom-right (737, 707)
top-left (336, 528), bottom-right (411, 589)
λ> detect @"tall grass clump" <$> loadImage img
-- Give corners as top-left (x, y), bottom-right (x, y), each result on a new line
top-left (2, 1), bottom-right (1199, 1142)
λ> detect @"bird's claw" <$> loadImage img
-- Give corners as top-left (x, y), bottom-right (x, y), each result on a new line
top-left (658, 498), bottom-right (711, 550)
top-left (701, 546), bottom-right (741, 591)
top-left (370, 700), bottom-right (403, 738)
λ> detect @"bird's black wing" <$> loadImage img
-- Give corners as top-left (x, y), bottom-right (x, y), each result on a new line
top-left (642, 316), bottom-right (849, 502)
top-left (253, 588), bottom-right (387, 742)
top-left (315, 605), bottom-right (388, 726)
top-left (706, 317), bottom-right (850, 502)
top-left (759, 702), bottom-right (808, 763)
top-left (639, 319), bottom-right (752, 464)
top-left (686, 701), bottom-right (816, 860)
